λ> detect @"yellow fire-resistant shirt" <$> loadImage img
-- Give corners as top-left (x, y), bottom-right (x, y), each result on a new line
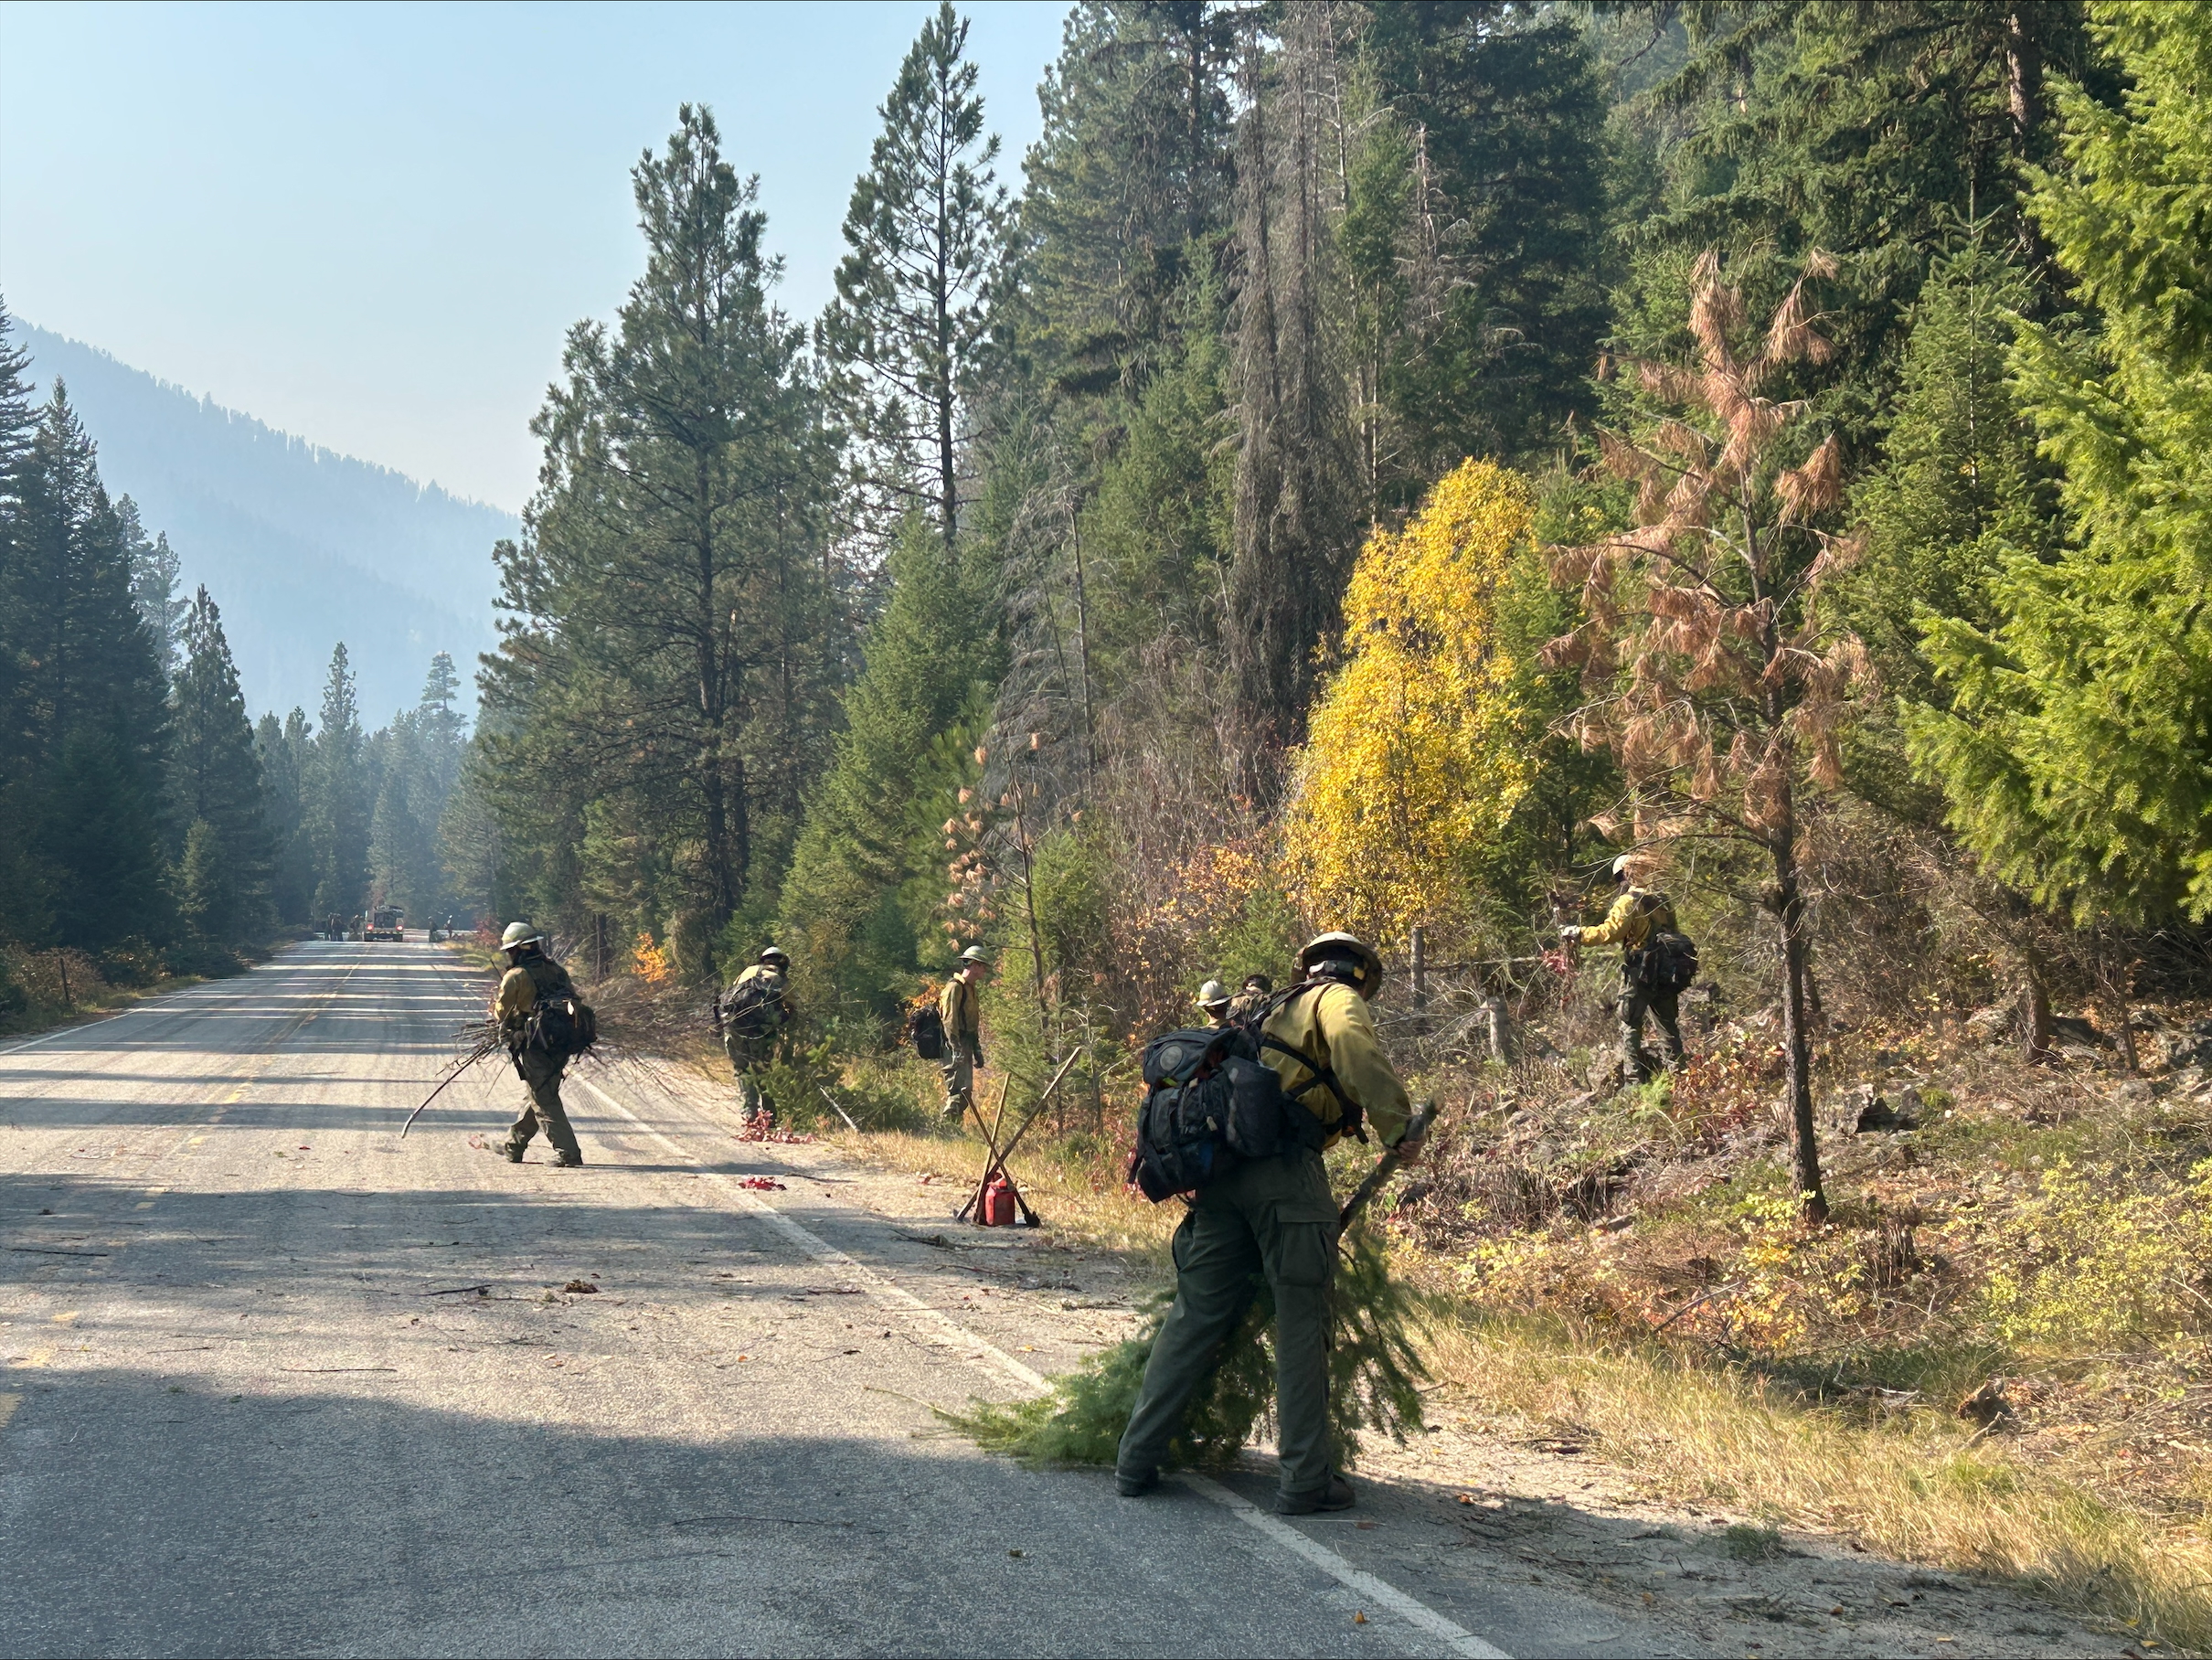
top-left (1259, 980), bottom-right (1414, 1150)
top-left (939, 972), bottom-right (983, 1052)
top-left (1578, 888), bottom-right (1675, 952)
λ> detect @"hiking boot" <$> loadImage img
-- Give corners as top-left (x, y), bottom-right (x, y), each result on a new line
top-left (1274, 1474), bottom-right (1356, 1516)
top-left (1115, 1467), bottom-right (1160, 1497)
top-left (487, 1138), bottom-right (524, 1163)
top-left (551, 1149), bottom-right (584, 1168)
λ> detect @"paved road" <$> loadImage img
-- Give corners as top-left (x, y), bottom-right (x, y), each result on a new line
top-left (1, 942), bottom-right (1654, 1658)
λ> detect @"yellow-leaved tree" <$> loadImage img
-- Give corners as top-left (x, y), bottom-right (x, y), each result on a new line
top-left (1280, 460), bottom-right (1535, 947)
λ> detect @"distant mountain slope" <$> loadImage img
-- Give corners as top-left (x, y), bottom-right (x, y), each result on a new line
top-left (19, 324), bottom-right (516, 722)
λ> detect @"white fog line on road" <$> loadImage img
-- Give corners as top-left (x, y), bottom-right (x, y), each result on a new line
top-left (577, 1071), bottom-right (1515, 1660)
top-left (1179, 1474), bottom-right (1512, 1659)
top-left (573, 1075), bottom-right (1048, 1394)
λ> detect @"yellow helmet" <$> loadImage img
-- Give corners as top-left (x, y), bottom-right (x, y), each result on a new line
top-left (1196, 979), bottom-right (1231, 1013)
top-left (1295, 931), bottom-right (1383, 1000)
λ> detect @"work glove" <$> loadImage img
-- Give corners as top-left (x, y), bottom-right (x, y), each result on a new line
top-left (1558, 925), bottom-right (1581, 944)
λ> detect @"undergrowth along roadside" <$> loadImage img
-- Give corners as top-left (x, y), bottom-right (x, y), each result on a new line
top-left (824, 1059), bottom-right (2212, 1655)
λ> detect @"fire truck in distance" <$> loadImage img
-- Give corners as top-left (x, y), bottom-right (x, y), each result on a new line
top-left (365, 906), bottom-right (406, 942)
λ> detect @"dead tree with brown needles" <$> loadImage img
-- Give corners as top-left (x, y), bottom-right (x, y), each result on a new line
top-left (1542, 250), bottom-right (1874, 1223)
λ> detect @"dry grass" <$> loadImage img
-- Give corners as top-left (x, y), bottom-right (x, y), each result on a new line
top-left (1420, 1307), bottom-right (2212, 1652)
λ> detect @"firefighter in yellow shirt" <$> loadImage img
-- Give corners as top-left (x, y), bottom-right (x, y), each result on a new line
top-left (491, 921), bottom-right (585, 1167)
top-left (1117, 931), bottom-right (1421, 1518)
top-left (1563, 854), bottom-right (1687, 1081)
top-left (937, 946), bottom-right (992, 1120)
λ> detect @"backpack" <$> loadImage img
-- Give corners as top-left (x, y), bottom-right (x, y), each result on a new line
top-left (519, 957), bottom-right (596, 1059)
top-left (721, 974), bottom-right (786, 1042)
top-left (1130, 986), bottom-right (1349, 1204)
top-left (907, 1003), bottom-right (947, 1061)
top-left (1625, 892), bottom-right (1699, 992)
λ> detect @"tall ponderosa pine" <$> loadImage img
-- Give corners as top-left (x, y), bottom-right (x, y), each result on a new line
top-left (169, 587), bottom-right (270, 941)
top-left (822, 1), bottom-right (1009, 548)
top-left (1907, 2), bottom-right (2212, 924)
top-left (484, 105), bottom-right (843, 958)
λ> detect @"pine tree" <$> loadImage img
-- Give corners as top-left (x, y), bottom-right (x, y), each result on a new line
top-left (1545, 250), bottom-right (1871, 1221)
top-left (1906, 2), bottom-right (2212, 923)
top-left (1615, 2), bottom-right (2104, 442)
top-left (0, 299), bottom-right (50, 948)
top-left (306, 644), bottom-right (369, 920)
top-left (6, 380), bottom-right (172, 952)
top-left (256, 708), bottom-right (316, 925)
top-left (1015, 1), bottom-right (1236, 405)
top-left (778, 517), bottom-right (995, 1012)
top-left (1226, 1), bottom-right (1359, 761)
top-left (1353, 2), bottom-right (1610, 475)
top-left (116, 495), bottom-right (185, 680)
top-left (822, 1), bottom-right (1010, 548)
top-left (482, 105), bottom-right (844, 956)
top-left (169, 587), bottom-right (270, 940)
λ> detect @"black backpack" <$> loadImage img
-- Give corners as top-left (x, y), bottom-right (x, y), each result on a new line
top-left (721, 974), bottom-right (787, 1042)
top-left (1130, 987), bottom-right (1351, 1203)
top-left (1626, 893), bottom-right (1699, 992)
top-left (519, 955), bottom-right (597, 1059)
top-left (907, 1003), bottom-right (947, 1061)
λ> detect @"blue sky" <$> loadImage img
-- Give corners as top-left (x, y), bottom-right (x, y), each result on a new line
top-left (0, 1), bottom-right (1069, 512)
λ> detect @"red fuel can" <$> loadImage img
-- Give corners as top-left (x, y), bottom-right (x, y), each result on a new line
top-left (981, 1175), bottom-right (1016, 1227)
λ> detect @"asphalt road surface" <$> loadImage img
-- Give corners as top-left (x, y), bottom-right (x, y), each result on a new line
top-left (2, 941), bottom-right (1665, 1658)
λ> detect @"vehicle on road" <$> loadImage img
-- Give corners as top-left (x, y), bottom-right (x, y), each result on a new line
top-left (364, 905), bottom-right (406, 942)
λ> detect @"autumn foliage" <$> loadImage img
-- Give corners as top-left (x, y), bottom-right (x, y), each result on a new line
top-left (1280, 460), bottom-right (1536, 949)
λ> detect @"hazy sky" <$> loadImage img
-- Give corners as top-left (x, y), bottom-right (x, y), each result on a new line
top-left (0, 1), bottom-right (1069, 513)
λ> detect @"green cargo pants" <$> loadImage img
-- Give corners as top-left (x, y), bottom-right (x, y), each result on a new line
top-left (506, 1048), bottom-right (580, 1159)
top-left (1116, 1149), bottom-right (1340, 1501)
top-left (1618, 980), bottom-right (1685, 1081)
top-left (724, 1032), bottom-right (773, 1124)
top-left (940, 1046), bottom-right (976, 1119)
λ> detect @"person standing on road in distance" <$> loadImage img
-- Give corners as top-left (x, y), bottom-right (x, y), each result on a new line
top-left (719, 945), bottom-right (795, 1129)
top-left (1196, 980), bottom-right (1233, 1027)
top-left (1116, 931), bottom-right (1424, 1516)
top-left (938, 946), bottom-right (993, 1120)
top-left (1561, 854), bottom-right (1686, 1082)
top-left (493, 921), bottom-right (585, 1167)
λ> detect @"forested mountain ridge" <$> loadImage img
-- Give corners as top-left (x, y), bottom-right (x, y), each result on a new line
top-left (17, 324), bottom-right (511, 720)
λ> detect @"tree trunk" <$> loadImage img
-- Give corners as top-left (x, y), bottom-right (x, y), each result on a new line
top-left (2019, 961), bottom-right (2054, 1062)
top-left (1772, 850), bottom-right (1827, 1224)
top-left (2005, 10), bottom-right (2043, 149)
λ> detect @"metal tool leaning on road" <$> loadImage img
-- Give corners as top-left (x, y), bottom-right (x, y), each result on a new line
top-left (489, 920), bottom-right (597, 1168)
top-left (956, 1047), bottom-right (1086, 1227)
top-left (1115, 930), bottom-right (1428, 1517)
